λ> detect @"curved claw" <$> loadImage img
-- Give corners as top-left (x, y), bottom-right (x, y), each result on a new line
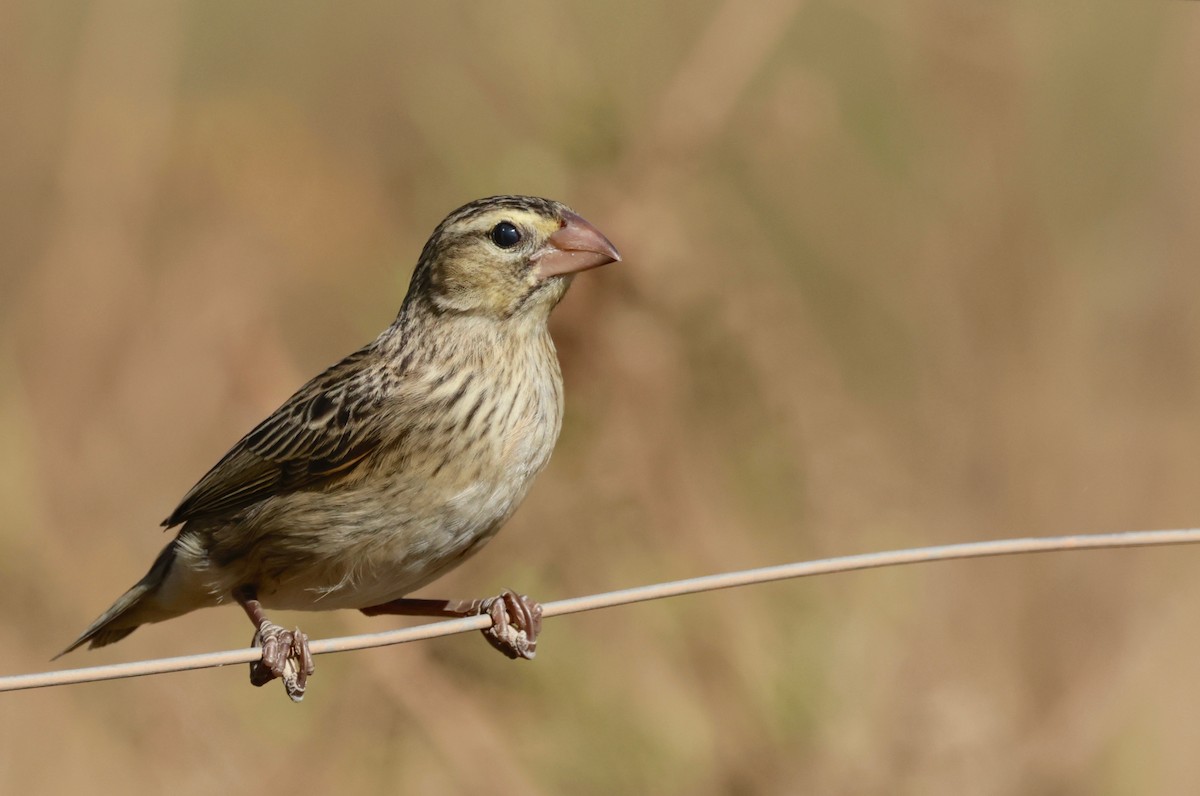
top-left (478, 590), bottom-right (543, 660)
top-left (250, 621), bottom-right (315, 702)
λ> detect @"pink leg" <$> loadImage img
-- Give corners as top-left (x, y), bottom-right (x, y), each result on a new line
top-left (361, 589), bottom-right (543, 660)
top-left (234, 585), bottom-right (315, 702)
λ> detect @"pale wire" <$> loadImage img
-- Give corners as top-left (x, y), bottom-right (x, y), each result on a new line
top-left (3, 528), bottom-right (1199, 694)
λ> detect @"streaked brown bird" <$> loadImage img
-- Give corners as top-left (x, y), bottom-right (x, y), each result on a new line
top-left (58, 195), bottom-right (620, 700)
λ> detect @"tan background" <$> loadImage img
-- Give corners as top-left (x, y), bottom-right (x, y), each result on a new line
top-left (3, 1), bottom-right (1200, 793)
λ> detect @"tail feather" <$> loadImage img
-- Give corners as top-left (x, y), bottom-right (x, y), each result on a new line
top-left (54, 540), bottom-right (178, 660)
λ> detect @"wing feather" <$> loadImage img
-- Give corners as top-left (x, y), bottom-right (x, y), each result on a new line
top-left (162, 347), bottom-right (392, 527)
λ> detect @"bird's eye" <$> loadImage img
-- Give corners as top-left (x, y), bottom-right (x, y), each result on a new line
top-left (490, 221), bottom-right (522, 249)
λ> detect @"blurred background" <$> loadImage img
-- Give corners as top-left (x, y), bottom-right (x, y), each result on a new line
top-left (2, 0), bottom-right (1200, 793)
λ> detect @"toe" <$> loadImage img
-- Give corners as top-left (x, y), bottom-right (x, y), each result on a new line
top-left (479, 589), bottom-right (542, 660)
top-left (248, 622), bottom-right (314, 699)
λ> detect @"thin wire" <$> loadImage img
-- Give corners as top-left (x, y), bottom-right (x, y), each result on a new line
top-left (3, 528), bottom-right (1199, 694)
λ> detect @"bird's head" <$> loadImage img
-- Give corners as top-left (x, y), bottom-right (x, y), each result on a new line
top-left (407, 196), bottom-right (620, 321)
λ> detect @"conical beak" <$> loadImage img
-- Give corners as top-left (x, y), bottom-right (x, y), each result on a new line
top-left (532, 211), bottom-right (621, 280)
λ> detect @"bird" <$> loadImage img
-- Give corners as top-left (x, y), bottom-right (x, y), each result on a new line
top-left (57, 195), bottom-right (620, 701)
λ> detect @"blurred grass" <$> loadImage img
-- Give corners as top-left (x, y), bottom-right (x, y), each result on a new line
top-left (3, 0), bottom-right (1200, 793)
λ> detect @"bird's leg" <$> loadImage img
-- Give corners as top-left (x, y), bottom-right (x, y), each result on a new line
top-left (360, 589), bottom-right (543, 660)
top-left (233, 585), bottom-right (315, 702)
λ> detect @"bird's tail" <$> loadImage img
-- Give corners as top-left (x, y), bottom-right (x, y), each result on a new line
top-left (54, 540), bottom-right (178, 660)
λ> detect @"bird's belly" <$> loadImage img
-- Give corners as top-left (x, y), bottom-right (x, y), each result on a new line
top-left (243, 477), bottom-right (528, 611)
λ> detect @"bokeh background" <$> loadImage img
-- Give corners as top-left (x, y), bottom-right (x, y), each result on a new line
top-left (3, 1), bottom-right (1200, 793)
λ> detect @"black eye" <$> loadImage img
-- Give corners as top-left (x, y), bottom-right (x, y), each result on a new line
top-left (490, 221), bottom-right (522, 249)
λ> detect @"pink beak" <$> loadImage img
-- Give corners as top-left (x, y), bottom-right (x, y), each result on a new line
top-left (532, 211), bottom-right (621, 280)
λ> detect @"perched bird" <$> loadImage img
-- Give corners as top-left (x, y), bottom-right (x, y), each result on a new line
top-left (58, 195), bottom-right (620, 700)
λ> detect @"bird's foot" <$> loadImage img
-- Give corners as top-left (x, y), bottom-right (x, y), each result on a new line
top-left (250, 621), bottom-right (314, 702)
top-left (358, 590), bottom-right (543, 659)
top-left (478, 589), bottom-right (542, 660)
